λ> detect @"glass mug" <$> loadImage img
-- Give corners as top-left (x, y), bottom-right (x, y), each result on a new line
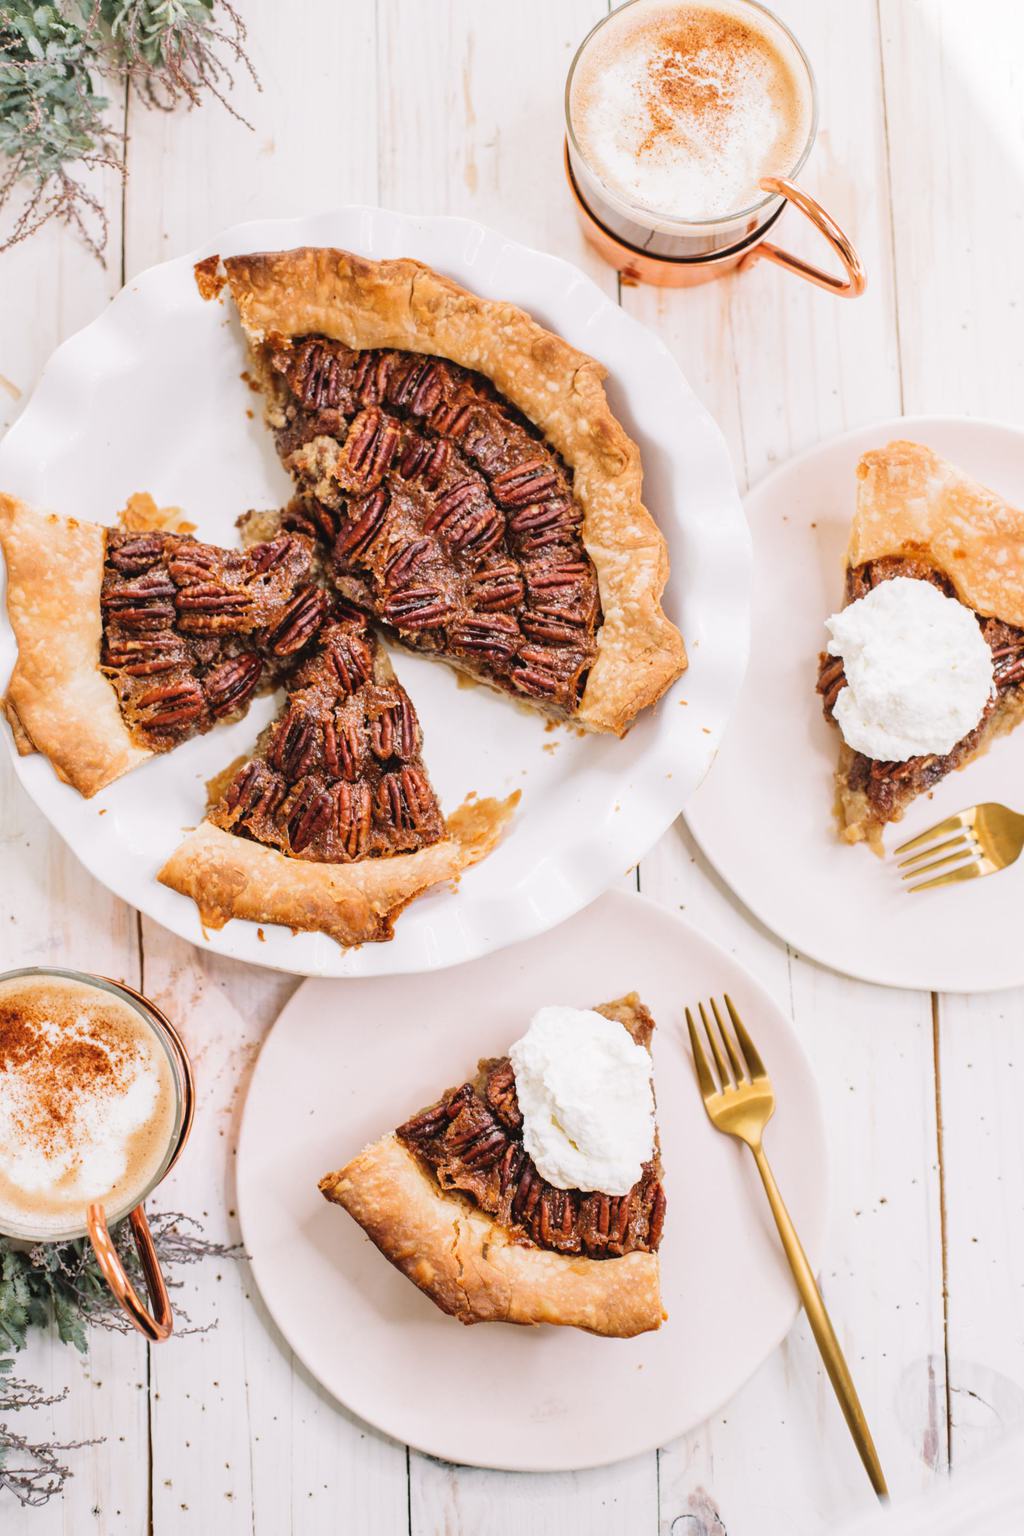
top-left (564, 0), bottom-right (866, 294)
top-left (0, 968), bottom-right (195, 1342)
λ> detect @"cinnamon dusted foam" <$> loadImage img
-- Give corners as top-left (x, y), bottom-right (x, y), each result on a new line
top-left (0, 975), bottom-right (177, 1238)
top-left (570, 0), bottom-right (812, 221)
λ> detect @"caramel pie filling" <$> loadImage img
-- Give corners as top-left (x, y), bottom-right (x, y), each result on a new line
top-left (258, 336), bottom-right (604, 718)
top-left (817, 557), bottom-right (1024, 823)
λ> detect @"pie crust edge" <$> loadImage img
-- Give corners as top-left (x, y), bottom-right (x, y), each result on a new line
top-left (157, 792), bottom-right (519, 948)
top-left (0, 495), bottom-right (150, 797)
top-left (319, 1131), bottom-right (663, 1338)
top-left (850, 440), bottom-right (1024, 626)
top-left (221, 245), bottom-right (688, 736)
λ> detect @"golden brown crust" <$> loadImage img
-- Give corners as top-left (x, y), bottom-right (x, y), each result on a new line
top-left (157, 792), bottom-right (518, 947)
top-left (220, 246), bottom-right (687, 735)
top-left (0, 496), bottom-right (150, 796)
top-left (319, 1133), bottom-right (663, 1338)
top-left (851, 442), bottom-right (1024, 625)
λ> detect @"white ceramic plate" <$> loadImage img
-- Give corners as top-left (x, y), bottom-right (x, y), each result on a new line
top-left (686, 415), bottom-right (1024, 993)
top-left (236, 889), bottom-right (827, 1471)
top-left (0, 208), bottom-right (749, 978)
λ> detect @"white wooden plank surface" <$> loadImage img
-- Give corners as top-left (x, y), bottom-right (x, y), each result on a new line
top-left (2, 1), bottom-right (1023, 1532)
top-left (879, 0), bottom-right (1024, 1478)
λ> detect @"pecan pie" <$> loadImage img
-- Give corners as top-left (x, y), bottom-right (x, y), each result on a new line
top-left (214, 246), bottom-right (687, 734)
top-left (319, 994), bottom-right (666, 1337)
top-left (0, 495), bottom-right (515, 945)
top-left (816, 442), bottom-right (1024, 850)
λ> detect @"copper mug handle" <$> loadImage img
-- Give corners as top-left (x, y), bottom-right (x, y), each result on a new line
top-left (87, 1201), bottom-right (173, 1342)
top-left (743, 175), bottom-right (867, 297)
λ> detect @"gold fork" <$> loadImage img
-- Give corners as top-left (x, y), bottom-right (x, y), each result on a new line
top-left (894, 802), bottom-right (1024, 891)
top-left (686, 995), bottom-right (888, 1500)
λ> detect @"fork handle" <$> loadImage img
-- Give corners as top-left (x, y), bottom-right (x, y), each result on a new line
top-left (751, 1143), bottom-right (888, 1500)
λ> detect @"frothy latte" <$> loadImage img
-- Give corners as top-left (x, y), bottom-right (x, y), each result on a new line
top-left (0, 975), bottom-right (178, 1239)
top-left (570, 0), bottom-right (812, 222)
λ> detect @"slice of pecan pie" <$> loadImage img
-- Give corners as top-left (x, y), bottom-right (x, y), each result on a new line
top-left (816, 442), bottom-right (1024, 849)
top-left (211, 246), bottom-right (686, 734)
top-left (158, 600), bottom-right (515, 946)
top-left (319, 994), bottom-right (665, 1337)
top-left (0, 495), bottom-right (319, 796)
top-left (0, 495), bottom-right (514, 945)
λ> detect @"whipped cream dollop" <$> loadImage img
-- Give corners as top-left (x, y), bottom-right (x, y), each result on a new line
top-left (825, 577), bottom-right (994, 762)
top-left (508, 1006), bottom-right (655, 1196)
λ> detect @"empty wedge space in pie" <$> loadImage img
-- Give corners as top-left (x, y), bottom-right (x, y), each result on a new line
top-left (319, 995), bottom-right (666, 1337)
top-left (816, 441), bottom-right (1024, 853)
top-left (0, 247), bottom-right (686, 947)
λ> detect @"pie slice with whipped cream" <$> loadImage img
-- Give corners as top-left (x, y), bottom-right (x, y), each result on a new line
top-left (208, 245), bottom-right (686, 735)
top-left (816, 442), bottom-right (1024, 850)
top-left (319, 996), bottom-right (666, 1337)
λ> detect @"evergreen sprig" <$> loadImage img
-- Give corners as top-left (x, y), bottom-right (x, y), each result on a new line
top-left (0, 0), bottom-right (257, 257)
top-left (0, 1213), bottom-right (242, 1505)
top-left (0, 1), bottom-right (120, 257)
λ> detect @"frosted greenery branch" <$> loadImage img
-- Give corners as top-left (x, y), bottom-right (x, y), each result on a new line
top-left (0, 0), bottom-right (258, 258)
top-left (0, 1212), bottom-right (243, 1505)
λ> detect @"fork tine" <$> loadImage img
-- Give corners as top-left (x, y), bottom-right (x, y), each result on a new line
top-left (907, 860), bottom-right (983, 893)
top-left (710, 998), bottom-right (746, 1082)
top-left (897, 834), bottom-right (973, 871)
top-left (685, 1007), bottom-right (719, 1099)
top-left (900, 847), bottom-right (977, 881)
top-left (724, 994), bottom-right (768, 1081)
top-left (894, 808), bottom-right (974, 855)
top-left (699, 1001), bottom-right (733, 1090)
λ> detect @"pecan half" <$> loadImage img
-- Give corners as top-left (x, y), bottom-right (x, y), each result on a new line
top-left (381, 586), bottom-right (451, 630)
top-left (334, 488), bottom-right (390, 561)
top-left (335, 407), bottom-right (401, 492)
top-left (383, 537), bottom-right (433, 589)
top-left (376, 767), bottom-right (435, 831)
top-left (336, 779), bottom-right (372, 858)
top-left (484, 1060), bottom-right (522, 1132)
top-left (388, 356), bottom-right (445, 417)
top-left (520, 607), bottom-right (587, 645)
top-left (511, 646), bottom-right (567, 699)
top-left (526, 560), bottom-right (590, 592)
top-left (423, 480), bottom-right (480, 536)
top-left (175, 584), bottom-right (253, 630)
top-left (448, 505), bottom-right (505, 557)
top-left (399, 436), bottom-right (450, 488)
top-left (448, 613), bottom-right (519, 660)
top-left (467, 563), bottom-right (526, 613)
top-left (267, 586), bottom-right (329, 655)
top-left (106, 533), bottom-right (166, 574)
top-left (289, 339), bottom-right (344, 410)
top-left (204, 652), bottom-right (264, 717)
top-left (223, 760), bottom-right (287, 825)
top-left (134, 680), bottom-right (205, 731)
top-left (370, 698), bottom-right (417, 760)
top-left (326, 632), bottom-right (374, 693)
top-left (268, 706), bottom-right (316, 779)
top-left (322, 714), bottom-right (361, 780)
top-left (352, 350), bottom-right (394, 407)
top-left (287, 782), bottom-right (335, 854)
top-left (491, 459), bottom-right (561, 508)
